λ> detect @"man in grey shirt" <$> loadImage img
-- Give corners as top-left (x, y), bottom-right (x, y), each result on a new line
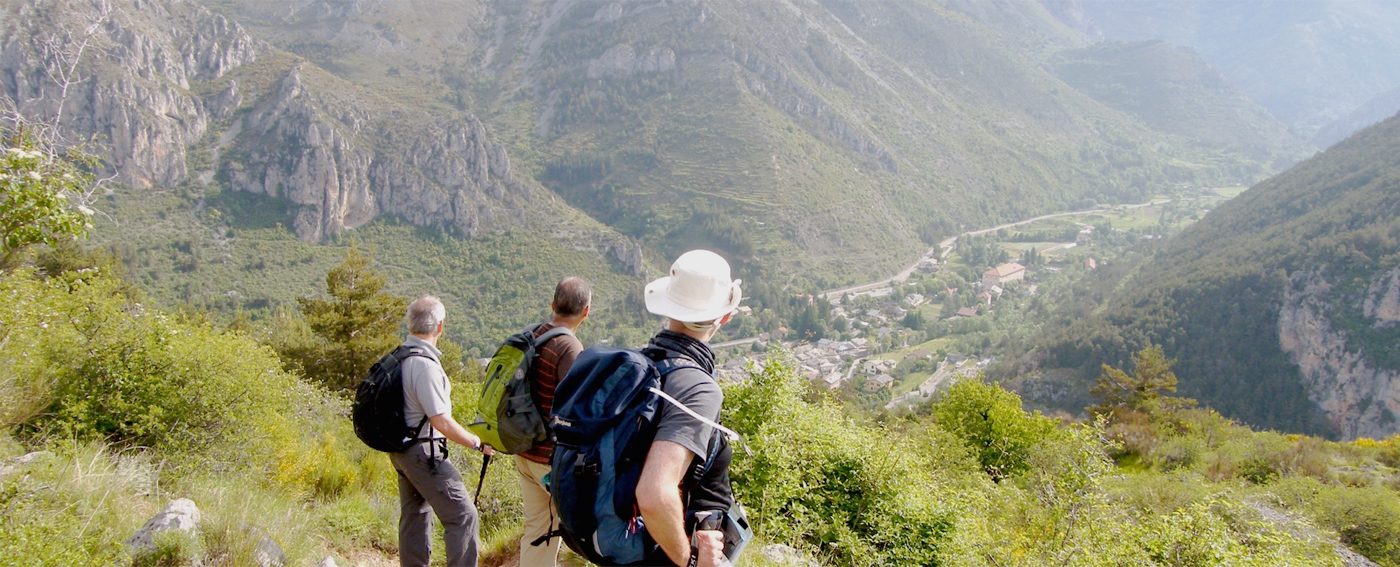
top-left (636, 250), bottom-right (742, 567)
top-left (391, 295), bottom-right (493, 567)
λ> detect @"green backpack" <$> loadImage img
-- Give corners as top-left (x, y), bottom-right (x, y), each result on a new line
top-left (468, 324), bottom-right (574, 454)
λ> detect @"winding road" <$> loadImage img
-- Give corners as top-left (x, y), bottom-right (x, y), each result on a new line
top-left (819, 199), bottom-right (1170, 302)
top-left (715, 199), bottom-right (1171, 350)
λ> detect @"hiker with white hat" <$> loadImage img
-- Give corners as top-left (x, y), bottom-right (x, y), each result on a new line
top-left (635, 250), bottom-right (743, 567)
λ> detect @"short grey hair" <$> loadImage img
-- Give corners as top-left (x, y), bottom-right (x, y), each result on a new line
top-left (407, 295), bottom-right (446, 335)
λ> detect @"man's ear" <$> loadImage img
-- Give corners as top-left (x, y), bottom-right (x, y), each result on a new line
top-left (436, 320), bottom-right (445, 337)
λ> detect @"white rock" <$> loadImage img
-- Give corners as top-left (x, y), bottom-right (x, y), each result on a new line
top-left (316, 557), bottom-right (338, 567)
top-left (125, 498), bottom-right (201, 553)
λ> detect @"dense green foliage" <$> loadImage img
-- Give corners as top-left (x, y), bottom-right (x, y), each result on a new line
top-left (0, 134), bottom-right (95, 268)
top-left (3, 241), bottom-right (1398, 566)
top-left (933, 380), bottom-right (1058, 481)
top-left (282, 246), bottom-right (405, 391)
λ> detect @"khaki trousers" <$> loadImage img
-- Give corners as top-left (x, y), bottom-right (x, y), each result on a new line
top-left (515, 456), bottom-right (562, 567)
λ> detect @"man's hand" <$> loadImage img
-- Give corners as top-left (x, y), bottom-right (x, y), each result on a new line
top-left (480, 443), bottom-right (495, 456)
top-left (695, 530), bottom-right (725, 567)
top-left (429, 413), bottom-right (490, 452)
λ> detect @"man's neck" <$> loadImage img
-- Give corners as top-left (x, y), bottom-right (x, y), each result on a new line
top-left (664, 321), bottom-right (714, 343)
top-left (411, 333), bottom-right (438, 346)
top-left (550, 315), bottom-right (585, 331)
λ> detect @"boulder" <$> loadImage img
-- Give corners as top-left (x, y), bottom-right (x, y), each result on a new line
top-left (125, 498), bottom-right (201, 553)
top-left (254, 535), bottom-right (286, 567)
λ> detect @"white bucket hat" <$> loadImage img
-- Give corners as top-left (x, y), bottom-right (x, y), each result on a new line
top-left (644, 250), bottom-right (743, 323)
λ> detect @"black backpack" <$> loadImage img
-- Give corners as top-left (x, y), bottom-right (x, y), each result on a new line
top-left (352, 345), bottom-right (437, 452)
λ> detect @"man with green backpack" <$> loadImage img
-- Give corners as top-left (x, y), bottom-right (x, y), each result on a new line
top-left (468, 277), bottom-right (591, 566)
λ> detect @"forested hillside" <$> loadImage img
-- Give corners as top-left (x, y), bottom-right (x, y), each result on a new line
top-left (2, 0), bottom-right (1310, 351)
top-left (1027, 111), bottom-right (1400, 439)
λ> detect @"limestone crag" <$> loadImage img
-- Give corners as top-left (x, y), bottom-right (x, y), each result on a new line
top-left (223, 64), bottom-right (527, 242)
top-left (1363, 268), bottom-right (1400, 328)
top-left (1278, 271), bottom-right (1400, 439)
top-left (0, 0), bottom-right (256, 187)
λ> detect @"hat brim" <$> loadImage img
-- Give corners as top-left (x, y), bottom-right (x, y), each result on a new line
top-left (644, 276), bottom-right (742, 323)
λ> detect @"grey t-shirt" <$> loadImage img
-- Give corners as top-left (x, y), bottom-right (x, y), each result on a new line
top-left (654, 366), bottom-right (723, 462)
top-left (400, 336), bottom-right (449, 440)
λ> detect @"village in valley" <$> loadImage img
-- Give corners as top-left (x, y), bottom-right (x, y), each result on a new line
top-left (715, 189), bottom-right (1242, 413)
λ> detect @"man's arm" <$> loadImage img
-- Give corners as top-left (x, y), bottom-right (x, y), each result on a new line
top-left (637, 440), bottom-right (694, 566)
top-left (428, 413), bottom-right (491, 454)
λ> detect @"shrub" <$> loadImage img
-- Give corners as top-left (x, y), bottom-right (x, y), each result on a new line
top-left (724, 355), bottom-right (967, 566)
top-left (1312, 486), bottom-right (1400, 564)
top-left (1147, 435), bottom-right (1206, 471)
top-left (5, 268), bottom-right (347, 494)
top-left (1270, 476), bottom-right (1400, 565)
top-left (933, 379), bottom-right (1058, 480)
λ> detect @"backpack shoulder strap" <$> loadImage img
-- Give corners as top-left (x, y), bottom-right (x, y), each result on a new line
top-left (648, 358), bottom-right (740, 444)
top-left (394, 345), bottom-right (439, 364)
top-left (531, 326), bottom-right (574, 350)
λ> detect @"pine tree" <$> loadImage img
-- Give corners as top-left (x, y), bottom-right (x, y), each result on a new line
top-left (1091, 345), bottom-right (1193, 416)
top-left (293, 245), bottom-right (405, 391)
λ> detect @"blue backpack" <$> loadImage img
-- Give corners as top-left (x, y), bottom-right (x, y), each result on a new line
top-left (547, 347), bottom-right (737, 566)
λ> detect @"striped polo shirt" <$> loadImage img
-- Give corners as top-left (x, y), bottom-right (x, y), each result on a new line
top-left (521, 321), bottom-right (583, 464)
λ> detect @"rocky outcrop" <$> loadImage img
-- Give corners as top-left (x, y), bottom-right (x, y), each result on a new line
top-left (2, 0), bottom-right (655, 270)
top-left (759, 543), bottom-right (821, 567)
top-left (255, 534), bottom-right (287, 567)
top-left (1278, 271), bottom-right (1400, 439)
top-left (1363, 268), bottom-right (1400, 328)
top-left (222, 64), bottom-right (526, 242)
top-left (0, 0), bottom-right (256, 187)
top-left (0, 451), bottom-right (51, 477)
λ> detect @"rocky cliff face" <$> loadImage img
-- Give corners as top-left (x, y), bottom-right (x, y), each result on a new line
top-left (1, 0), bottom-right (646, 273)
top-left (0, 0), bottom-right (256, 187)
top-left (1278, 270), bottom-right (1400, 439)
top-left (220, 64), bottom-right (527, 242)
top-left (1364, 269), bottom-right (1400, 328)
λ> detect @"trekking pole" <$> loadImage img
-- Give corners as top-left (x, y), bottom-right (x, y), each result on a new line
top-left (473, 453), bottom-right (491, 508)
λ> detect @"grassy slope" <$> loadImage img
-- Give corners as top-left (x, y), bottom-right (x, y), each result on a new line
top-left (91, 184), bottom-right (648, 358)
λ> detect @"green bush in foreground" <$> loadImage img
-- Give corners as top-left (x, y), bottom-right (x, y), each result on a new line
top-left (934, 378), bottom-right (1058, 481)
top-left (725, 355), bottom-right (976, 566)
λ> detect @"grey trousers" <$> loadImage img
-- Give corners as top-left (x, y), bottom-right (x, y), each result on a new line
top-left (388, 441), bottom-right (480, 567)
